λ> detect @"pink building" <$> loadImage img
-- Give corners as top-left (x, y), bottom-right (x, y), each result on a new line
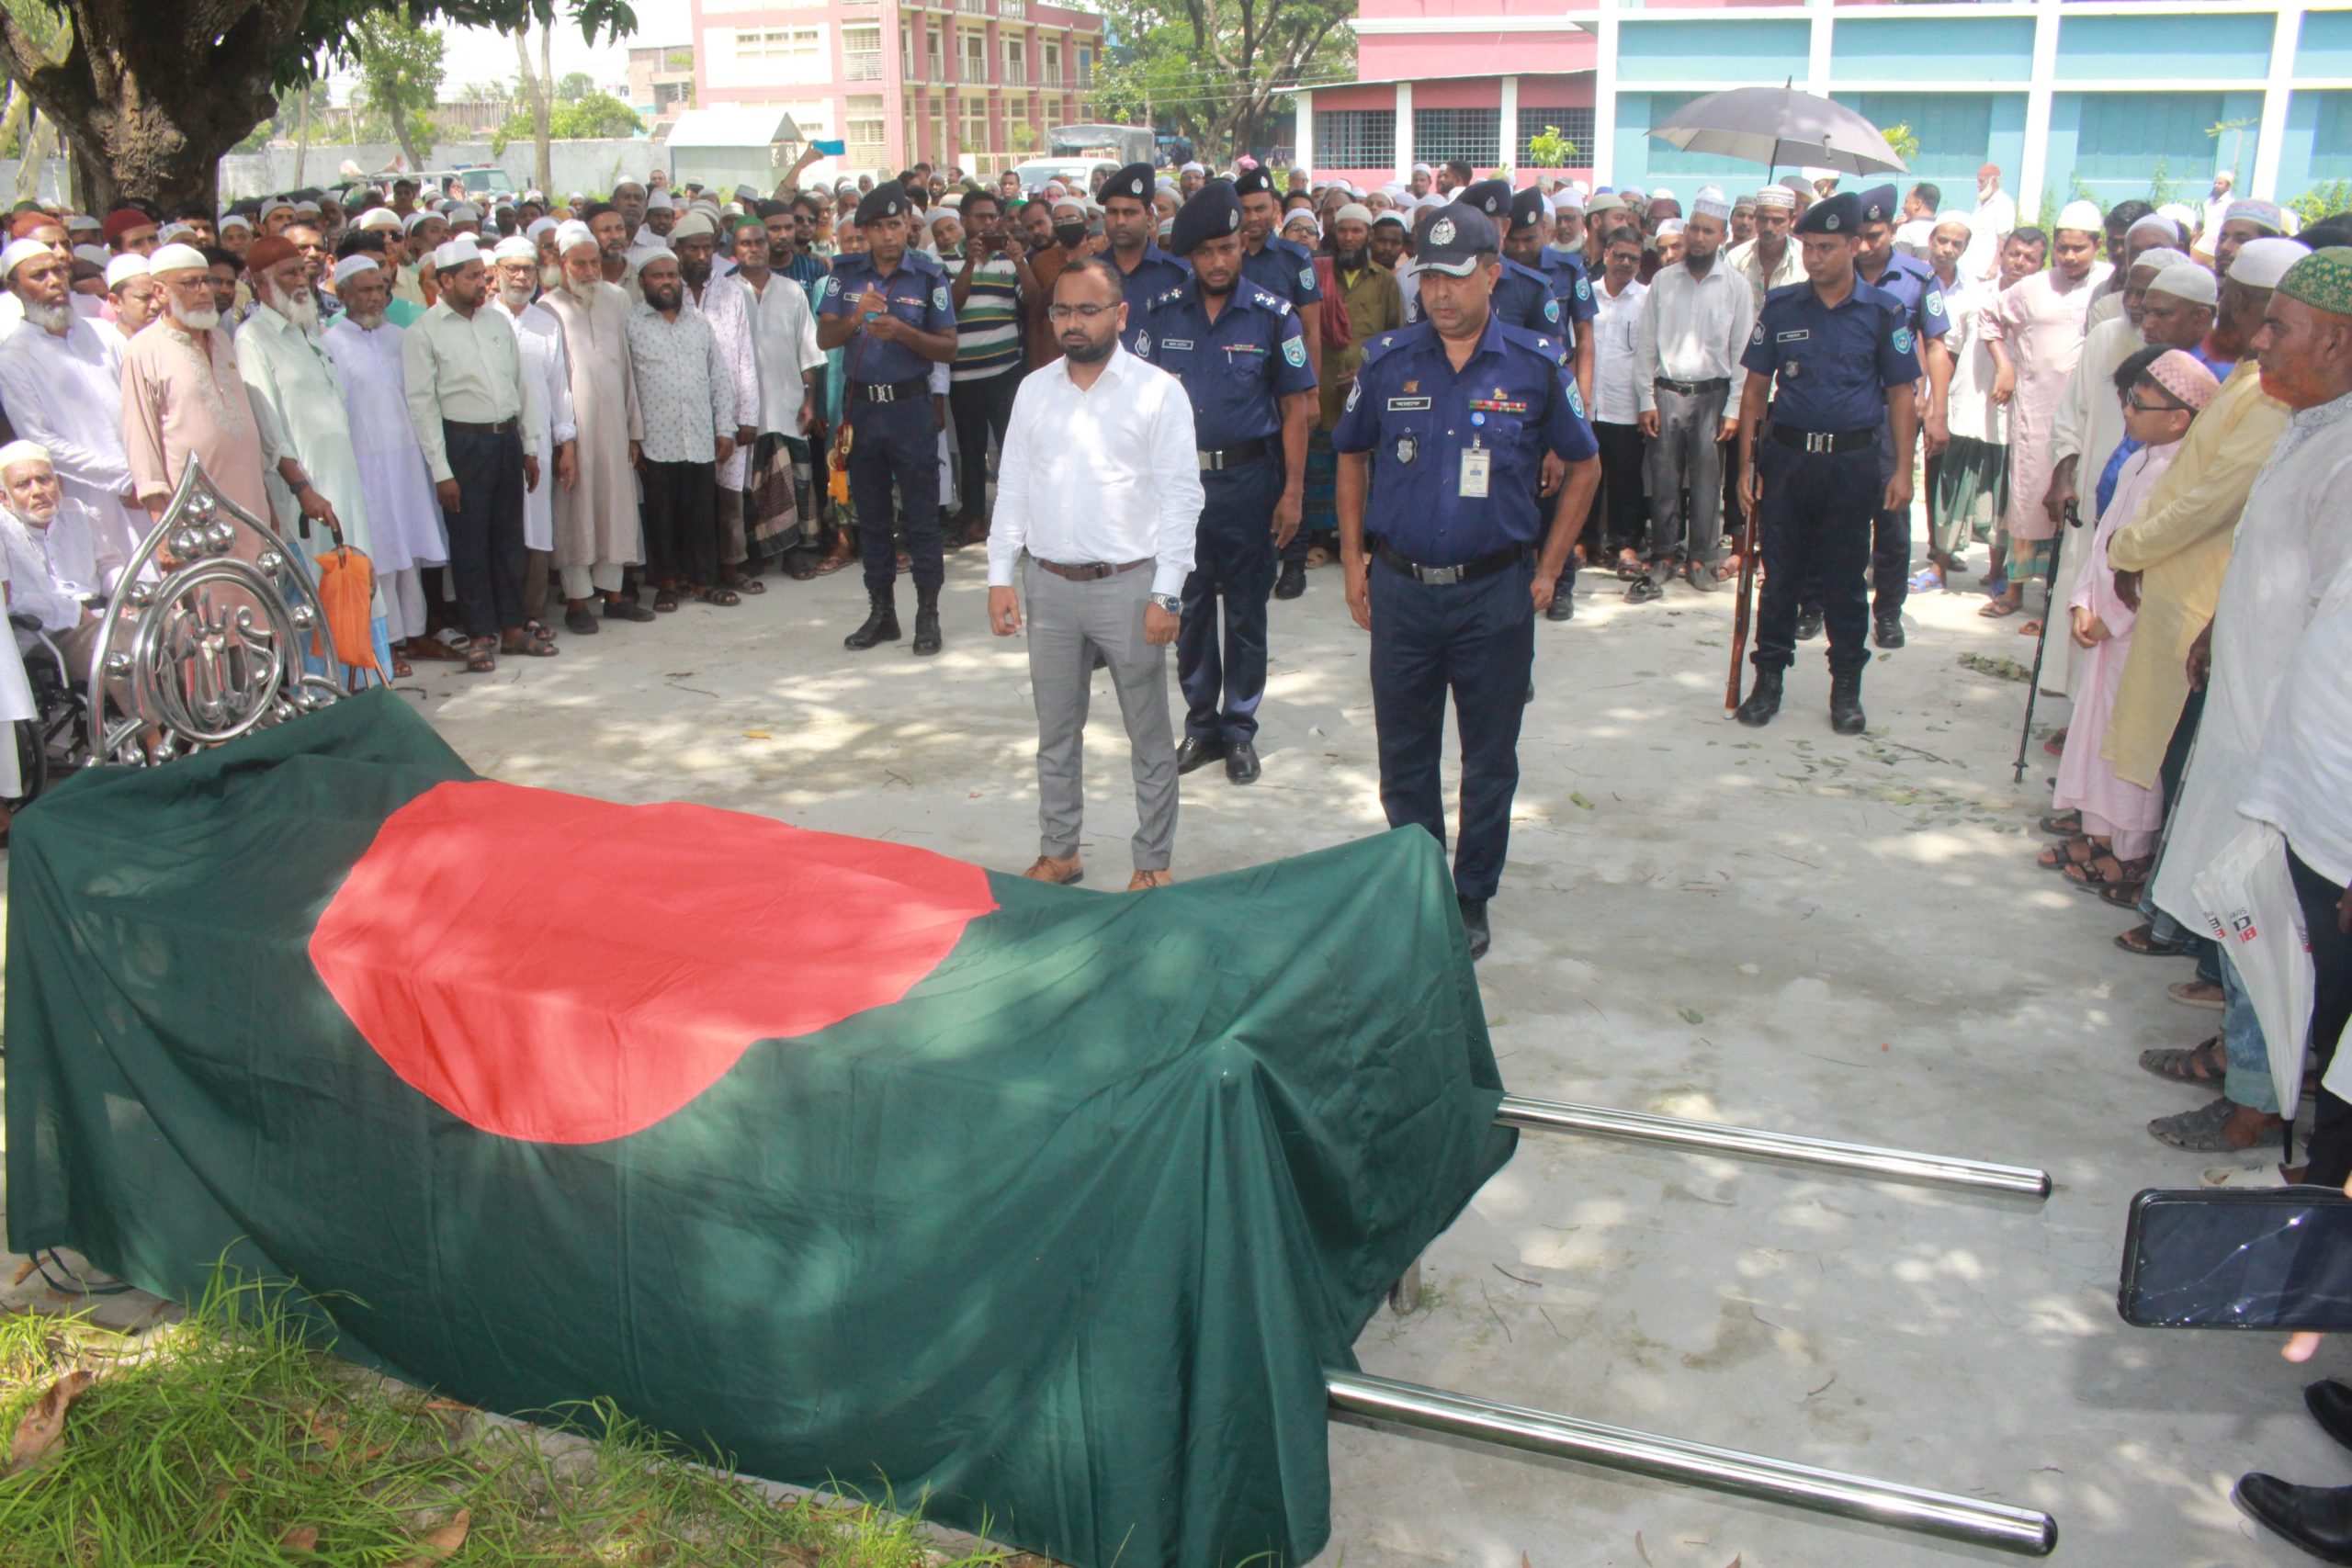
top-left (689, 0), bottom-right (1104, 178)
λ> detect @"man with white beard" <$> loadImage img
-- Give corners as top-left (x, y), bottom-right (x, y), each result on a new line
top-left (235, 231), bottom-right (394, 678)
top-left (0, 440), bottom-right (106, 682)
top-left (321, 254), bottom-right (447, 669)
top-left (537, 221), bottom-right (650, 628)
top-left (0, 239), bottom-right (141, 578)
top-left (120, 242), bottom-right (272, 531)
top-left (487, 234), bottom-right (581, 635)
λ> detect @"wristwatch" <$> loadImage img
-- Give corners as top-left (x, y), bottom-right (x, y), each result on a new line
top-left (1149, 592), bottom-right (1182, 615)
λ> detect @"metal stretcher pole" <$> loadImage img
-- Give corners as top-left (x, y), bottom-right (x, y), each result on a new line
top-left (1326, 1371), bottom-right (2058, 1557)
top-left (1494, 1095), bottom-right (2052, 1199)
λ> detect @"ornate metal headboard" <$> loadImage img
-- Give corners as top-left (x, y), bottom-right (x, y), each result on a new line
top-left (85, 457), bottom-right (345, 768)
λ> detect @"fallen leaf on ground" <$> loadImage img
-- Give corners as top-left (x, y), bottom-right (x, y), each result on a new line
top-left (8, 1369), bottom-right (95, 1471)
top-left (279, 1525), bottom-right (320, 1551)
top-left (390, 1509), bottom-right (470, 1566)
top-left (1569, 791), bottom-right (1595, 810)
top-left (1634, 1531), bottom-right (1655, 1566)
top-left (1679, 1008), bottom-right (1704, 1025)
top-left (9, 1258), bottom-right (37, 1286)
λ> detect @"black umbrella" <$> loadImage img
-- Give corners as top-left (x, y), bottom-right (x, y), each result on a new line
top-left (1647, 85), bottom-right (1907, 177)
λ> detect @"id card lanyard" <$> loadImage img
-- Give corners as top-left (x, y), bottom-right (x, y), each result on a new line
top-left (1461, 411), bottom-right (1491, 499)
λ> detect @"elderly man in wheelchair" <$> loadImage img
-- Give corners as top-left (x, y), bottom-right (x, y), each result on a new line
top-left (0, 438), bottom-right (107, 812)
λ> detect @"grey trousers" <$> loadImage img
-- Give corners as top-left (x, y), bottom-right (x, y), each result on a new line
top-left (1023, 556), bottom-right (1179, 871)
top-left (1644, 381), bottom-right (1727, 570)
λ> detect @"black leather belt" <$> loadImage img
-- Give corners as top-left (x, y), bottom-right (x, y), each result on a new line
top-left (443, 416), bottom-right (517, 435)
top-left (1197, 436), bottom-right (1272, 470)
top-left (1374, 539), bottom-right (1526, 586)
top-left (1036, 558), bottom-right (1150, 581)
top-left (1655, 376), bottom-right (1729, 397)
top-left (1769, 423), bottom-right (1875, 454)
top-left (856, 378), bottom-right (930, 403)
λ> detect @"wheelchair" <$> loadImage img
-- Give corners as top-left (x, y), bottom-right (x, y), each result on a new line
top-left (6, 610), bottom-right (93, 812)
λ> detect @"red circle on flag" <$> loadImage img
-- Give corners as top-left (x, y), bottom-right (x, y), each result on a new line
top-left (309, 780), bottom-right (997, 1144)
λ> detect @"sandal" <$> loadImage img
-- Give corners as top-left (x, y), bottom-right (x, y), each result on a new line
top-left (1614, 550), bottom-right (1646, 581)
top-left (2115, 922), bottom-right (2191, 957)
top-left (524, 619), bottom-right (558, 645)
top-left (2149, 1096), bottom-right (2284, 1153)
top-left (720, 571), bottom-right (766, 596)
top-left (2140, 1037), bottom-right (2225, 1086)
top-left (1304, 544), bottom-right (1336, 568)
top-left (391, 655), bottom-right (413, 678)
top-left (2037, 810), bottom-right (2083, 838)
top-left (464, 638), bottom-right (497, 674)
top-left (2037, 836), bottom-right (2098, 872)
top-left (1979, 597), bottom-right (2020, 618)
top-left (2100, 878), bottom-right (2146, 909)
top-left (500, 635), bottom-right (560, 658)
top-left (809, 539), bottom-right (854, 576)
top-left (2065, 852), bottom-right (2149, 889)
top-left (2042, 727), bottom-right (2067, 755)
top-left (407, 633), bottom-right (470, 662)
top-left (2018, 618), bottom-right (2043, 637)
top-left (697, 586), bottom-right (741, 607)
top-left (653, 590), bottom-right (680, 613)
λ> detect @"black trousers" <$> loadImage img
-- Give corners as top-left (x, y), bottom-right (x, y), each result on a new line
top-left (441, 421), bottom-right (526, 638)
top-left (1804, 421), bottom-right (1908, 621)
top-left (2291, 850), bottom-right (2352, 1186)
top-left (948, 367), bottom-right (1020, 527)
top-left (1179, 457), bottom-right (1282, 741)
top-left (639, 459), bottom-right (718, 587)
top-left (848, 395), bottom-right (943, 593)
top-left (1561, 419), bottom-right (1646, 587)
top-left (1752, 440), bottom-right (1874, 676)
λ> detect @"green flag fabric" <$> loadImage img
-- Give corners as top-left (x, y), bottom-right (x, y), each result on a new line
top-left (6, 691), bottom-right (1513, 1566)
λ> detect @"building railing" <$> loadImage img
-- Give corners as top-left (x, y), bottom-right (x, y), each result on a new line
top-left (845, 51), bottom-right (885, 80)
top-left (1003, 63), bottom-right (1027, 85)
top-left (1002, 0), bottom-right (1026, 16)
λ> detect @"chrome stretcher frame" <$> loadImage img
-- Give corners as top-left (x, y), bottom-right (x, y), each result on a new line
top-left (1345, 1094), bottom-right (2059, 1557)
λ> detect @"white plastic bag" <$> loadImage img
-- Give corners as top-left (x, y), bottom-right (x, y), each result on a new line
top-left (2190, 820), bottom-right (2314, 1117)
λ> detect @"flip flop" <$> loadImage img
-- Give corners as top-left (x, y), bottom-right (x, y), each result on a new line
top-left (1979, 598), bottom-right (2020, 618)
top-left (2037, 810), bottom-right (2083, 837)
top-left (2099, 879), bottom-right (2146, 909)
top-left (1907, 569), bottom-right (1941, 592)
top-left (2115, 922), bottom-right (2191, 957)
top-left (2141, 1037), bottom-right (2225, 1086)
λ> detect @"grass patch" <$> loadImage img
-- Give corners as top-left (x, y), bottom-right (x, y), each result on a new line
top-left (0, 1269), bottom-right (1029, 1567)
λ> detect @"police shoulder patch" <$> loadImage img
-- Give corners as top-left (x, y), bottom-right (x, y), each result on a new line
top-left (1299, 265), bottom-right (1315, 292)
top-left (1135, 331), bottom-right (1152, 358)
top-left (933, 284), bottom-right (950, 310)
top-left (1892, 325), bottom-right (1915, 355)
top-left (1544, 297), bottom-right (1560, 322)
top-left (1750, 321), bottom-right (1766, 344)
top-left (1345, 380), bottom-right (1361, 412)
top-left (1925, 288), bottom-right (1946, 318)
top-left (1576, 277), bottom-right (1592, 300)
top-left (1283, 334), bottom-right (1306, 367)
top-left (1567, 380), bottom-right (1587, 421)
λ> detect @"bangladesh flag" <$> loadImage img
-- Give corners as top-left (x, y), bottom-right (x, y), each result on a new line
top-left (6, 690), bottom-right (1513, 1568)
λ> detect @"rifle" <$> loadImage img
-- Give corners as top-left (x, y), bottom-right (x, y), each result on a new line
top-left (2011, 499), bottom-right (2079, 784)
top-left (1724, 457), bottom-right (1760, 715)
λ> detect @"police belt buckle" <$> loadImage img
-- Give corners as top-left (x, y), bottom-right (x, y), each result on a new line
top-left (867, 384), bottom-right (902, 403)
top-left (1804, 430), bottom-right (1838, 454)
top-left (1419, 562), bottom-right (1465, 586)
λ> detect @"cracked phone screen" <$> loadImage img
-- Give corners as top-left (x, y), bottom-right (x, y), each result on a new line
top-left (2127, 1196), bottom-right (2352, 1329)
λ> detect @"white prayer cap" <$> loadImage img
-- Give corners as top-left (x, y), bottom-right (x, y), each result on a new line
top-left (402, 210), bottom-right (436, 232)
top-left (1754, 186), bottom-right (1797, 212)
top-left (62, 213), bottom-right (97, 231)
top-left (1410, 163), bottom-right (1433, 175)
top-left (1656, 218), bottom-right (1686, 238)
top-left (492, 235), bottom-right (537, 263)
top-left (446, 202), bottom-right (482, 225)
top-left (2147, 260), bottom-right (2219, 306)
top-left (357, 207), bottom-right (402, 231)
top-left (292, 199), bottom-right (321, 215)
top-left (1802, 166), bottom-right (1835, 182)
top-left (2228, 235), bottom-right (2309, 290)
top-left (0, 439), bottom-right (52, 474)
top-left (432, 236), bottom-right (482, 273)
top-left (1929, 209), bottom-right (1973, 236)
top-left (1690, 185), bottom-right (1730, 221)
top-left (526, 215), bottom-right (558, 240)
top-left (553, 219), bottom-right (596, 255)
top-left (669, 209), bottom-right (718, 240)
top-left (1181, 161), bottom-right (1205, 175)
top-left (2131, 246), bottom-right (2189, 276)
top-left (1333, 203), bottom-right (1374, 229)
top-left (70, 243), bottom-right (107, 268)
top-left (219, 212), bottom-right (253, 233)
top-left (1051, 196), bottom-right (1085, 217)
top-left (156, 222), bottom-right (197, 245)
top-left (1570, 180), bottom-right (1590, 198)
top-left (2126, 210), bottom-right (2181, 243)
top-left (146, 242), bottom-right (209, 276)
top-left (1553, 187), bottom-right (1586, 213)
top-left (104, 254), bottom-right (149, 289)
top-left (2158, 202), bottom-right (2199, 231)
top-left (332, 254), bottom-right (381, 287)
top-left (1652, 186), bottom-right (1678, 202)
top-left (525, 189), bottom-right (545, 204)
top-left (258, 196), bottom-right (295, 218)
top-left (4, 236), bottom-right (56, 278)
top-left (646, 191), bottom-right (673, 211)
top-left (2053, 199), bottom-right (2103, 235)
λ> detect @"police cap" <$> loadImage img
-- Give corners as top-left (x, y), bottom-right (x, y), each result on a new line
top-left (1793, 190), bottom-right (1862, 237)
top-left (1460, 179), bottom-right (1511, 220)
top-left (1232, 166), bottom-right (1276, 199)
top-left (1856, 184), bottom-right (1899, 226)
top-left (854, 181), bottom-right (910, 226)
top-left (1102, 163), bottom-right (1156, 207)
top-left (1508, 186), bottom-right (1549, 232)
top-left (1169, 179), bottom-right (1245, 256)
top-left (1417, 202), bottom-right (1500, 276)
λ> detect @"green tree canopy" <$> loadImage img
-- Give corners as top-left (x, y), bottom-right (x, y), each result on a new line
top-left (353, 6), bottom-right (445, 171)
top-left (490, 88), bottom-right (639, 154)
top-left (1087, 0), bottom-right (1352, 165)
top-left (557, 70), bottom-right (594, 102)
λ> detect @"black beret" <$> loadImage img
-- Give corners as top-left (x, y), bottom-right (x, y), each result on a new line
top-left (1857, 184), bottom-right (1899, 225)
top-left (1102, 163), bottom-right (1156, 205)
top-left (854, 181), bottom-right (909, 226)
top-left (1461, 179), bottom-right (1512, 220)
top-left (1169, 179), bottom-right (1245, 257)
top-left (1794, 190), bottom-right (1863, 237)
top-left (1509, 186), bottom-right (1548, 231)
top-left (1232, 167), bottom-right (1275, 198)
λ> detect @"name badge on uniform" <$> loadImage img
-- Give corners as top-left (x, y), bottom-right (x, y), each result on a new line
top-left (1775, 330), bottom-right (1810, 344)
top-left (1387, 396), bottom-right (1431, 412)
top-left (1459, 446), bottom-right (1491, 499)
top-left (1162, 338), bottom-right (1194, 350)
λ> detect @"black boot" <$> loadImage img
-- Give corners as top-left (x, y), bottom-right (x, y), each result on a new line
top-left (1829, 668), bottom-right (1867, 734)
top-left (1735, 666), bottom-right (1782, 728)
top-left (843, 589), bottom-right (900, 650)
top-left (911, 586), bottom-right (943, 656)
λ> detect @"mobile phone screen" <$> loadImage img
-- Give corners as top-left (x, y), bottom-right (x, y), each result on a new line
top-left (2121, 1190), bottom-right (2352, 1329)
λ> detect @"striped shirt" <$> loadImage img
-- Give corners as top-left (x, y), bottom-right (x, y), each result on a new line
top-left (951, 254), bottom-right (1022, 383)
top-left (781, 251), bottom-right (829, 302)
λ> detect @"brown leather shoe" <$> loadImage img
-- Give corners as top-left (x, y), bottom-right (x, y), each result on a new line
top-left (1126, 868), bottom-right (1174, 890)
top-left (1021, 853), bottom-right (1082, 886)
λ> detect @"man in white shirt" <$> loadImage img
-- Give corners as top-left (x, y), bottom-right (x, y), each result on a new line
top-left (0, 240), bottom-right (143, 579)
top-left (987, 256), bottom-right (1204, 893)
top-left (1570, 228), bottom-right (1651, 606)
top-left (0, 441), bottom-right (104, 681)
top-left (729, 215), bottom-right (824, 572)
top-left (1967, 164), bottom-right (2018, 283)
top-left (1630, 188), bottom-right (1753, 601)
top-left (2201, 172), bottom-right (2237, 254)
top-left (487, 236), bottom-right (582, 634)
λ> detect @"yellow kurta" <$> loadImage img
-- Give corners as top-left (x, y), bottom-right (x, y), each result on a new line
top-left (2098, 360), bottom-right (2289, 787)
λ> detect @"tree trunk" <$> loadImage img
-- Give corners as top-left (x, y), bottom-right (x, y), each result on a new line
top-left (16, 112), bottom-right (51, 202)
top-left (387, 96), bottom-right (426, 172)
top-left (537, 25), bottom-right (554, 197)
top-left (0, 0), bottom-right (299, 214)
top-left (294, 85), bottom-right (311, 186)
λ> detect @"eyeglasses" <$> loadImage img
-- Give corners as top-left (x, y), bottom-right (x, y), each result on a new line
top-left (1046, 303), bottom-right (1116, 322)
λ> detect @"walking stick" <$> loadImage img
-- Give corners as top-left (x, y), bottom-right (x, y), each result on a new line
top-left (2010, 499), bottom-right (2079, 784)
top-left (1724, 467), bottom-right (1760, 715)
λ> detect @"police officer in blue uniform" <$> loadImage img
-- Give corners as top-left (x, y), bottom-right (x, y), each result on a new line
top-left (817, 180), bottom-right (959, 655)
top-left (1232, 166), bottom-right (1323, 368)
top-left (1416, 181), bottom-right (1562, 344)
top-left (1795, 182), bottom-right (1951, 649)
top-left (1135, 181), bottom-right (1319, 785)
top-left (1505, 186), bottom-right (1598, 408)
top-left (1734, 190), bottom-right (1921, 735)
top-left (1334, 202), bottom-right (1600, 959)
top-left (1098, 160), bottom-right (1189, 351)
